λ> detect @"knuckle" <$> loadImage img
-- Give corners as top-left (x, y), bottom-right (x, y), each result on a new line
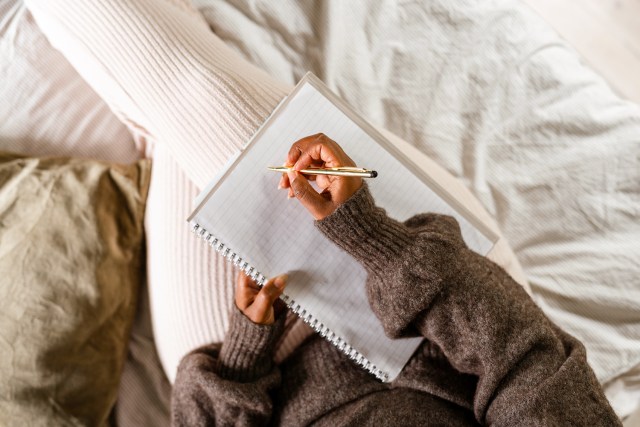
top-left (288, 144), bottom-right (302, 160)
top-left (291, 180), bottom-right (307, 200)
top-left (262, 283), bottom-right (275, 297)
top-left (256, 288), bottom-right (270, 300)
top-left (256, 292), bottom-right (272, 307)
top-left (294, 187), bottom-right (306, 200)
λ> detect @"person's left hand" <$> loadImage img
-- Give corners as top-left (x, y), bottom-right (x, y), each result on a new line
top-left (235, 272), bottom-right (288, 325)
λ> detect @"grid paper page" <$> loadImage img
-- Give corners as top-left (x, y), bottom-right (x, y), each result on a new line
top-left (190, 76), bottom-right (495, 381)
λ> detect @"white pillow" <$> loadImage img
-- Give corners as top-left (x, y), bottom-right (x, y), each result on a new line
top-left (0, 1), bottom-right (138, 163)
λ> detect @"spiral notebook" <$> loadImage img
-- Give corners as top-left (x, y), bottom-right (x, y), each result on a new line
top-left (187, 73), bottom-right (497, 382)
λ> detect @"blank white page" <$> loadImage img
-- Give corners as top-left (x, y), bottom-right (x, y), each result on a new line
top-left (188, 73), bottom-right (497, 381)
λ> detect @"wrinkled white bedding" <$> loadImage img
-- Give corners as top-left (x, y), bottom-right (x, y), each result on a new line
top-left (0, 1), bottom-right (137, 162)
top-left (193, 0), bottom-right (640, 413)
top-left (2, 0), bottom-right (639, 420)
top-left (194, 0), bottom-right (640, 374)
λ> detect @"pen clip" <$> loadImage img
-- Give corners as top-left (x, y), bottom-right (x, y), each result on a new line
top-left (317, 166), bottom-right (370, 172)
top-left (268, 166), bottom-right (370, 172)
top-left (326, 166), bottom-right (363, 171)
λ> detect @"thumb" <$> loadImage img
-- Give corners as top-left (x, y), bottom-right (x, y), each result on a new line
top-left (287, 171), bottom-right (331, 220)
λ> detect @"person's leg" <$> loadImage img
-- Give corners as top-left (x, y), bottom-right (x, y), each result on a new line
top-left (145, 143), bottom-right (239, 380)
top-left (25, 0), bottom-right (290, 188)
top-left (25, 0), bottom-right (291, 382)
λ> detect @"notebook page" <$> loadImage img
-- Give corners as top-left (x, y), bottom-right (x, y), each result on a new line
top-left (190, 76), bottom-right (495, 381)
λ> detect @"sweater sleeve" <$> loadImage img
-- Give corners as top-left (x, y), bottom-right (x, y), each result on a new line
top-left (316, 184), bottom-right (621, 426)
top-left (171, 306), bottom-right (284, 426)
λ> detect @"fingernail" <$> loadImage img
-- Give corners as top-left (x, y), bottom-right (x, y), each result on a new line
top-left (274, 274), bottom-right (288, 289)
top-left (286, 170), bottom-right (296, 183)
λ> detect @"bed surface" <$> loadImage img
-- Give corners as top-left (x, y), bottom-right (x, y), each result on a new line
top-left (1, 0), bottom-right (639, 424)
top-left (195, 0), bottom-right (640, 383)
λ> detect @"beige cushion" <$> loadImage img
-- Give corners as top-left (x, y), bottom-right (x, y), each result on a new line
top-left (0, 152), bottom-right (151, 426)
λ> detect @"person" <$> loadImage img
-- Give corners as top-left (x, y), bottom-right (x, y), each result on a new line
top-left (21, 1), bottom-right (624, 423)
top-left (25, 0), bottom-right (530, 390)
top-left (171, 133), bottom-right (621, 426)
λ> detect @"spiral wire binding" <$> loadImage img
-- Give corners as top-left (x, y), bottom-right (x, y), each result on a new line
top-left (191, 223), bottom-right (389, 382)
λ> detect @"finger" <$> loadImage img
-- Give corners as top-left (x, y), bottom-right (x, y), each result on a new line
top-left (286, 143), bottom-right (303, 167)
top-left (315, 174), bottom-right (332, 190)
top-left (247, 275), bottom-right (288, 324)
top-left (293, 151), bottom-right (319, 171)
top-left (278, 173), bottom-right (288, 190)
top-left (287, 171), bottom-right (332, 219)
top-left (235, 272), bottom-right (258, 311)
top-left (288, 134), bottom-right (347, 169)
top-left (262, 275), bottom-right (287, 305)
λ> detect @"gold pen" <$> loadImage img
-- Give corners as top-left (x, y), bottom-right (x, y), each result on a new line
top-left (267, 166), bottom-right (378, 178)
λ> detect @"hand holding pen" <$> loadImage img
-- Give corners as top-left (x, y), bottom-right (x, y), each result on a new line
top-left (274, 133), bottom-right (368, 220)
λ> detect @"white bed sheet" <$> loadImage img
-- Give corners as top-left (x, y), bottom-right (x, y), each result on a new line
top-left (0, 0), bottom-right (139, 163)
top-left (1, 0), bottom-right (639, 421)
top-left (193, 0), bottom-right (640, 417)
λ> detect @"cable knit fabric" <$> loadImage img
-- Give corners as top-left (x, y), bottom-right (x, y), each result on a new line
top-left (171, 185), bottom-right (621, 426)
top-left (217, 308), bottom-right (285, 383)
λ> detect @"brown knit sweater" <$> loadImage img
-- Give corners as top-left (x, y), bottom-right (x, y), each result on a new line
top-left (171, 185), bottom-right (620, 426)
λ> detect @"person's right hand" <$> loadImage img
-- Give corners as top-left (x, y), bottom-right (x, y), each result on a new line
top-left (278, 133), bottom-right (363, 220)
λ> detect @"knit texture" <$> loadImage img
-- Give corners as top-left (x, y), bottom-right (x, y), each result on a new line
top-left (172, 185), bottom-right (621, 426)
top-left (26, 0), bottom-right (289, 189)
top-left (217, 307), bottom-right (285, 383)
top-left (315, 183), bottom-right (414, 272)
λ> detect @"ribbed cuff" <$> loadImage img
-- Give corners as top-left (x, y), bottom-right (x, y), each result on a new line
top-left (218, 306), bottom-right (285, 382)
top-left (316, 184), bottom-right (413, 273)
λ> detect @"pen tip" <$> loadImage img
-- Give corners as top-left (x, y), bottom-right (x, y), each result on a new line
top-left (371, 171), bottom-right (378, 178)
